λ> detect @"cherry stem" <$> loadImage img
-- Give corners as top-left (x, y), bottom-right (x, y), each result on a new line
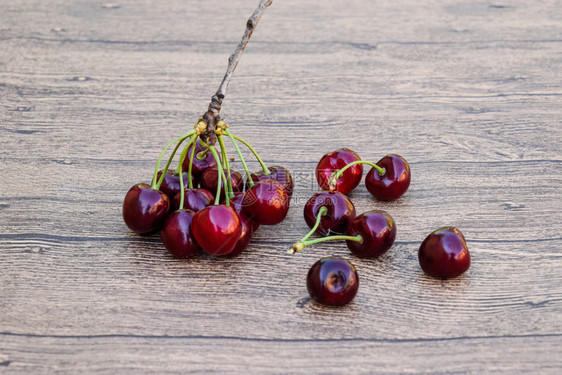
top-left (218, 135), bottom-right (235, 200)
top-left (225, 128), bottom-right (254, 188)
top-left (328, 160), bottom-right (386, 191)
top-left (231, 134), bottom-right (271, 175)
top-left (208, 146), bottom-right (229, 206)
top-left (152, 130), bottom-right (196, 190)
top-left (177, 134), bottom-right (197, 210)
top-left (187, 138), bottom-right (197, 189)
top-left (288, 233), bottom-right (363, 255)
top-left (301, 206), bottom-right (328, 243)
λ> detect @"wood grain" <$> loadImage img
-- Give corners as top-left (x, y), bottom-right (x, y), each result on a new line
top-left (1, 0), bottom-right (561, 373)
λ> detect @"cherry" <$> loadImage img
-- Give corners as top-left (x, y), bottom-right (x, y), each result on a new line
top-left (346, 210), bottom-right (396, 258)
top-left (171, 188), bottom-right (214, 212)
top-left (249, 165), bottom-right (294, 198)
top-left (242, 179), bottom-right (289, 225)
top-left (365, 154), bottom-right (410, 201)
top-left (307, 257), bottom-right (359, 306)
top-left (191, 205), bottom-right (242, 256)
top-left (418, 227), bottom-right (470, 279)
top-left (226, 212), bottom-right (254, 258)
top-left (304, 191), bottom-right (356, 235)
top-left (160, 209), bottom-right (201, 258)
top-left (181, 140), bottom-right (220, 177)
top-left (156, 169), bottom-right (193, 199)
top-left (123, 183), bottom-right (170, 234)
top-left (316, 148), bottom-right (363, 195)
top-left (200, 166), bottom-right (243, 198)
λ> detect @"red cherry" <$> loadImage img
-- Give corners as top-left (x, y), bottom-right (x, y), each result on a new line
top-left (242, 179), bottom-right (289, 225)
top-left (123, 183), bottom-right (170, 234)
top-left (172, 188), bottom-right (214, 212)
top-left (160, 209), bottom-right (201, 258)
top-left (225, 192), bottom-right (260, 231)
top-left (181, 140), bottom-right (220, 177)
top-left (200, 167), bottom-right (243, 199)
top-left (307, 257), bottom-right (359, 306)
top-left (226, 212), bottom-right (254, 258)
top-left (304, 191), bottom-right (356, 235)
top-left (316, 148), bottom-right (363, 195)
top-left (249, 165), bottom-right (294, 198)
top-left (156, 169), bottom-right (193, 200)
top-left (191, 205), bottom-right (242, 256)
top-left (345, 210), bottom-right (396, 258)
top-left (365, 154), bottom-right (411, 201)
top-left (418, 227), bottom-right (470, 279)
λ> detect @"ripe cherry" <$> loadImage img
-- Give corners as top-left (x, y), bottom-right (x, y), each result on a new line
top-left (225, 192), bottom-right (260, 231)
top-left (307, 257), bottom-right (359, 306)
top-left (200, 166), bottom-right (243, 198)
top-left (346, 210), bottom-right (396, 258)
top-left (171, 188), bottom-right (214, 212)
top-left (191, 205), bottom-right (242, 256)
top-left (242, 179), bottom-right (289, 225)
top-left (156, 169), bottom-right (193, 199)
top-left (226, 212), bottom-right (254, 258)
top-left (123, 183), bottom-right (170, 234)
top-left (316, 148), bottom-right (363, 195)
top-left (249, 165), bottom-right (294, 198)
top-left (160, 209), bottom-right (201, 258)
top-left (365, 154), bottom-right (410, 201)
top-left (418, 227), bottom-right (470, 279)
top-left (304, 191), bottom-right (356, 235)
top-left (181, 140), bottom-right (220, 177)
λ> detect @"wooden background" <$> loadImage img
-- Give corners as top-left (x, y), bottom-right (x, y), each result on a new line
top-left (1, 0), bottom-right (561, 373)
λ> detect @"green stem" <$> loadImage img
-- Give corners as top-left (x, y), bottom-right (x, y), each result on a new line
top-left (288, 234), bottom-right (363, 255)
top-left (218, 135), bottom-right (235, 200)
top-left (232, 134), bottom-right (270, 175)
top-left (177, 135), bottom-right (196, 210)
top-left (301, 206), bottom-right (328, 243)
top-left (225, 129), bottom-right (254, 188)
top-left (209, 146), bottom-right (229, 206)
top-left (152, 130), bottom-right (196, 190)
top-left (187, 137), bottom-right (197, 189)
top-left (328, 160), bottom-right (385, 189)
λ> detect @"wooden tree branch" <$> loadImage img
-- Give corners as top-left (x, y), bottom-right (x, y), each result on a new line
top-left (201, 0), bottom-right (273, 145)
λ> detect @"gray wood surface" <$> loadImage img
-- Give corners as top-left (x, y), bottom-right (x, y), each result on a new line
top-left (1, 0), bottom-right (561, 373)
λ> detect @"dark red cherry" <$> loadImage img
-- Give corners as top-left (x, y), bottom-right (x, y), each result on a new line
top-left (242, 179), bottom-right (289, 225)
top-left (304, 191), bottom-right (356, 235)
top-left (249, 165), bottom-right (294, 198)
top-left (225, 192), bottom-right (260, 232)
top-left (191, 205), bottom-right (242, 256)
top-left (365, 154), bottom-right (410, 201)
top-left (123, 183), bottom-right (170, 234)
top-left (160, 209), bottom-right (201, 258)
top-left (316, 148), bottom-right (363, 195)
top-left (156, 169), bottom-right (192, 199)
top-left (307, 257), bottom-right (359, 306)
top-left (181, 141), bottom-right (220, 177)
top-left (345, 210), bottom-right (396, 258)
top-left (200, 167), bottom-right (243, 199)
top-left (172, 188), bottom-right (214, 212)
top-left (418, 227), bottom-right (470, 279)
top-left (226, 212), bottom-right (254, 258)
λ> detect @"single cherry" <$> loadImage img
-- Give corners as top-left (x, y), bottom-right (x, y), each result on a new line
top-left (172, 188), bottom-right (214, 212)
top-left (160, 209), bottom-right (201, 258)
top-left (365, 154), bottom-right (410, 201)
top-left (304, 191), bottom-right (356, 235)
top-left (307, 257), bottom-right (359, 306)
top-left (181, 140), bottom-right (220, 177)
top-left (346, 210), bottom-right (396, 258)
top-left (249, 165), bottom-right (294, 198)
top-left (200, 167), bottom-right (243, 198)
top-left (316, 148), bottom-right (363, 195)
top-left (191, 205), bottom-right (242, 256)
top-left (226, 212), bottom-right (254, 258)
top-left (123, 183), bottom-right (170, 234)
top-left (156, 169), bottom-right (193, 199)
top-left (418, 227), bottom-right (470, 279)
top-left (225, 192), bottom-right (260, 231)
top-left (242, 179), bottom-right (289, 225)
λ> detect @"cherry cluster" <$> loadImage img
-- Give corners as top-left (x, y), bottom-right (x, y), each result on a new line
top-left (290, 148), bottom-right (471, 306)
top-left (123, 120), bottom-right (293, 258)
